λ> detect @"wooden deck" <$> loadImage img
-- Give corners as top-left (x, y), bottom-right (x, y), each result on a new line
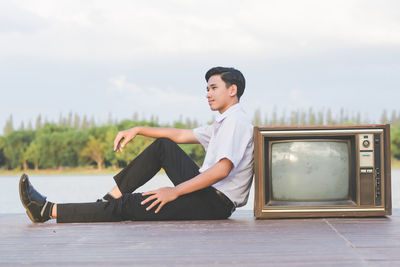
top-left (1, 210), bottom-right (399, 266)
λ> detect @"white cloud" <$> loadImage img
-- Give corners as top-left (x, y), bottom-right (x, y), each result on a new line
top-left (1, 0), bottom-right (399, 61)
top-left (108, 75), bottom-right (141, 93)
top-left (108, 74), bottom-right (198, 102)
top-left (1, 0), bottom-right (399, 131)
top-left (107, 74), bottom-right (201, 118)
top-left (0, 2), bottom-right (47, 34)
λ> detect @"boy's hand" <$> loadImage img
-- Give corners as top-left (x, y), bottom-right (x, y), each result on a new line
top-left (113, 128), bottom-right (138, 152)
top-left (141, 187), bottom-right (180, 213)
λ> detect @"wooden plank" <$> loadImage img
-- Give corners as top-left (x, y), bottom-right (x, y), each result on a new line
top-left (0, 210), bottom-right (399, 266)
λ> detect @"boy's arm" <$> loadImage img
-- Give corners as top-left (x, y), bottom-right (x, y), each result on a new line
top-left (141, 158), bottom-right (233, 213)
top-left (114, 126), bottom-right (198, 152)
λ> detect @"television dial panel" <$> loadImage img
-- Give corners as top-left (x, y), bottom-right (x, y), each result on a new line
top-left (358, 133), bottom-right (382, 206)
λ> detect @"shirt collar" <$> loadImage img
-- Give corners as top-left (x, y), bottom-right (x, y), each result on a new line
top-left (215, 103), bottom-right (241, 123)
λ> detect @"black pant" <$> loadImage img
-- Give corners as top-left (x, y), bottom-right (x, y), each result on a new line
top-left (57, 138), bottom-right (234, 223)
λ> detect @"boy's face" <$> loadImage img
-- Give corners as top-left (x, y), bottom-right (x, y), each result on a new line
top-left (206, 74), bottom-right (238, 114)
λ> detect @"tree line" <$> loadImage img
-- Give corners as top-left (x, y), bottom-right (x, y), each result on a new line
top-left (0, 115), bottom-right (204, 171)
top-left (252, 108), bottom-right (400, 127)
top-left (251, 108), bottom-right (400, 161)
top-left (1, 108), bottom-right (400, 171)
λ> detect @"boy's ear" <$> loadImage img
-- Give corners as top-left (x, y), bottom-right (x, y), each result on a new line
top-left (229, 84), bottom-right (238, 97)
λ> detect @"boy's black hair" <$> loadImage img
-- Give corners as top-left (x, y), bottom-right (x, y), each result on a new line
top-left (205, 67), bottom-right (246, 100)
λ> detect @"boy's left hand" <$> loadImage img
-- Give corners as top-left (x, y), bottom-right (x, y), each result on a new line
top-left (141, 187), bottom-right (179, 213)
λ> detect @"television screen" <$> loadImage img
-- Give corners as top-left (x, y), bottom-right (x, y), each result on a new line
top-left (271, 141), bottom-right (350, 201)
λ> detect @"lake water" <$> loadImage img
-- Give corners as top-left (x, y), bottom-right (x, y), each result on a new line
top-left (2, 170), bottom-right (399, 214)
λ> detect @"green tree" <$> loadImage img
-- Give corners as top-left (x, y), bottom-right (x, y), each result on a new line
top-left (326, 109), bottom-right (334, 125)
top-left (4, 115), bottom-right (14, 135)
top-left (3, 130), bottom-right (35, 170)
top-left (58, 113), bottom-right (65, 127)
top-left (19, 121), bottom-right (25, 131)
top-left (0, 136), bottom-right (5, 168)
top-left (180, 144), bottom-right (205, 167)
top-left (67, 112), bottom-right (73, 128)
top-left (390, 110), bottom-right (397, 125)
top-left (81, 115), bottom-right (89, 131)
top-left (308, 108), bottom-right (316, 125)
top-left (35, 132), bottom-right (53, 169)
top-left (343, 110), bottom-right (349, 124)
top-left (35, 124), bottom-right (71, 169)
top-left (81, 136), bottom-right (107, 170)
top-left (116, 135), bottom-right (153, 167)
top-left (391, 125), bottom-right (400, 160)
top-left (25, 141), bottom-right (40, 170)
top-left (27, 121), bottom-right (33, 130)
top-left (355, 112), bottom-right (361, 124)
top-left (381, 109), bottom-right (388, 124)
top-left (271, 108), bottom-right (278, 126)
top-left (317, 110), bottom-right (324, 125)
top-left (279, 111), bottom-right (286, 126)
top-left (104, 128), bottom-right (119, 169)
top-left (74, 113), bottom-right (81, 130)
top-left (91, 125), bottom-right (130, 169)
top-left (60, 130), bottom-right (89, 167)
top-left (103, 126), bottom-right (154, 169)
top-left (289, 111), bottom-right (298, 126)
top-left (132, 112), bottom-right (139, 122)
top-left (263, 113), bottom-right (269, 126)
top-left (184, 117), bottom-right (191, 128)
top-left (49, 131), bottom-right (67, 169)
top-left (192, 119), bottom-right (199, 128)
top-left (35, 114), bottom-right (42, 130)
top-left (253, 109), bottom-right (261, 126)
top-left (107, 113), bottom-right (114, 126)
top-left (339, 108), bottom-right (344, 124)
top-left (89, 116), bottom-right (96, 128)
top-left (300, 110), bottom-right (306, 125)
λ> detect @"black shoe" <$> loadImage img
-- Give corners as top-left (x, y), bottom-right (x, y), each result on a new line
top-left (19, 174), bottom-right (51, 223)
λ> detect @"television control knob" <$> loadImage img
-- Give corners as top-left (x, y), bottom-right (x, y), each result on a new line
top-left (362, 140), bottom-right (370, 148)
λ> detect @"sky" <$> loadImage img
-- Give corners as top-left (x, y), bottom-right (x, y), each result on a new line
top-left (1, 0), bottom-right (400, 133)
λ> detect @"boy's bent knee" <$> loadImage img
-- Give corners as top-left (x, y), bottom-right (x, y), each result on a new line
top-left (154, 137), bottom-right (175, 145)
top-left (154, 138), bottom-right (179, 151)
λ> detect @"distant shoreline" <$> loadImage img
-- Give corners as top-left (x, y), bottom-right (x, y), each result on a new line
top-left (392, 158), bottom-right (400, 169)
top-left (0, 167), bottom-right (168, 176)
top-left (0, 167), bottom-right (121, 176)
top-left (1, 163), bottom-right (399, 176)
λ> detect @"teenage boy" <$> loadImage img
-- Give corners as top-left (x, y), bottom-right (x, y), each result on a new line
top-left (19, 66), bottom-right (254, 223)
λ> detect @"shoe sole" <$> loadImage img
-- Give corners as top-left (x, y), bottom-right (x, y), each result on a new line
top-left (19, 175), bottom-right (39, 223)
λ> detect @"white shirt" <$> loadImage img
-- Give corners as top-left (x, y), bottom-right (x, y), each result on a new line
top-left (193, 103), bottom-right (254, 207)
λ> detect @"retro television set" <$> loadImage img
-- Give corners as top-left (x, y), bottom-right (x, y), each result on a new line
top-left (254, 124), bottom-right (392, 218)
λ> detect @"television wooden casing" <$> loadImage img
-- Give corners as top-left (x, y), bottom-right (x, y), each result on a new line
top-left (254, 124), bottom-right (392, 219)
